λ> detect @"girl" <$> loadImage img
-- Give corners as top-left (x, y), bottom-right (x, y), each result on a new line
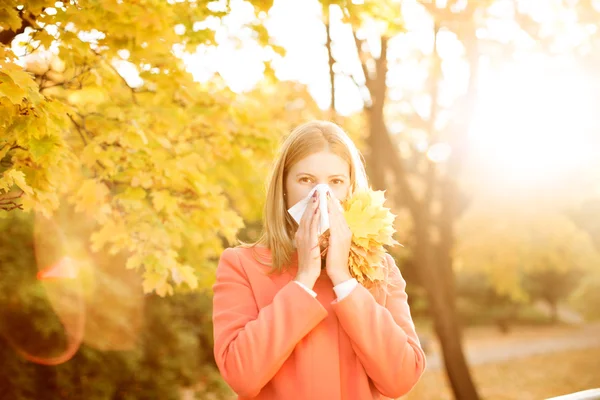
top-left (212, 120), bottom-right (426, 399)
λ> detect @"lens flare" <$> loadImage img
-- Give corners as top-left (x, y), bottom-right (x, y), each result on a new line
top-left (37, 256), bottom-right (79, 281)
top-left (0, 212), bottom-right (86, 366)
top-left (1, 201), bottom-right (144, 365)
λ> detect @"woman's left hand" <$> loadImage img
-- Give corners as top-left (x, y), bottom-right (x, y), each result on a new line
top-left (325, 192), bottom-right (353, 286)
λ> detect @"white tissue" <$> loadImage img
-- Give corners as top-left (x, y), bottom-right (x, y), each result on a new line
top-left (287, 184), bottom-right (334, 236)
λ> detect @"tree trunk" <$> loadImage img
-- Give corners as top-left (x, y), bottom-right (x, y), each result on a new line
top-left (324, 5), bottom-right (336, 121)
top-left (414, 200), bottom-right (480, 399)
top-left (430, 23), bottom-right (481, 399)
top-left (362, 32), bottom-right (482, 400)
top-left (550, 301), bottom-right (558, 324)
top-left (351, 10), bottom-right (481, 398)
top-left (366, 106), bottom-right (388, 191)
top-left (365, 37), bottom-right (388, 192)
top-left (367, 85), bottom-right (482, 400)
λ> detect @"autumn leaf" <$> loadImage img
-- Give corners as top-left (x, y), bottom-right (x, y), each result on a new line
top-left (332, 188), bottom-right (400, 287)
top-left (71, 179), bottom-right (110, 214)
top-left (142, 270), bottom-right (169, 294)
top-left (0, 6), bottom-right (23, 31)
top-left (0, 72), bottom-right (27, 104)
top-left (2, 169), bottom-right (34, 195)
top-left (28, 134), bottom-right (59, 162)
top-left (171, 265), bottom-right (199, 290)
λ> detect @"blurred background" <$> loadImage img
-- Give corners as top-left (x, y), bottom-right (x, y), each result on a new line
top-left (1, 0), bottom-right (600, 399)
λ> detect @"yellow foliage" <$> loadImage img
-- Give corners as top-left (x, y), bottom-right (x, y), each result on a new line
top-left (455, 204), bottom-right (600, 302)
top-left (66, 87), bottom-right (109, 108)
top-left (0, 0), bottom-right (327, 296)
top-left (1, 169), bottom-right (34, 195)
top-left (337, 188), bottom-right (400, 287)
top-left (71, 179), bottom-right (110, 215)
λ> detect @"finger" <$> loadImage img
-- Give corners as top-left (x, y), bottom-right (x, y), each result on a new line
top-left (307, 208), bottom-right (321, 260)
top-left (327, 194), bottom-right (349, 235)
top-left (326, 193), bottom-right (342, 227)
top-left (326, 192), bottom-right (338, 214)
top-left (299, 191), bottom-right (318, 231)
top-left (328, 192), bottom-right (344, 214)
top-left (309, 207), bottom-right (320, 247)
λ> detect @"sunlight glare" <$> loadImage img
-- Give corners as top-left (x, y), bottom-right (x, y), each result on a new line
top-left (427, 142), bottom-right (452, 163)
top-left (468, 55), bottom-right (597, 184)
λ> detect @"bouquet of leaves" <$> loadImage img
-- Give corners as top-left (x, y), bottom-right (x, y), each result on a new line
top-left (320, 188), bottom-right (400, 287)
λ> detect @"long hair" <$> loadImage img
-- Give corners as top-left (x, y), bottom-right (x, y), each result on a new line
top-left (242, 120), bottom-right (369, 273)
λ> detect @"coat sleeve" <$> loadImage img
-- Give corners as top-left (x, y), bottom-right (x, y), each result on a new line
top-left (330, 253), bottom-right (426, 398)
top-left (212, 248), bottom-right (328, 397)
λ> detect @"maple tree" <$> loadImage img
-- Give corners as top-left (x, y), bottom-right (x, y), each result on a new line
top-left (0, 0), bottom-right (300, 296)
top-left (0, 1), bottom-right (323, 397)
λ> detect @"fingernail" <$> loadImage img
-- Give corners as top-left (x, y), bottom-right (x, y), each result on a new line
top-left (312, 191), bottom-right (317, 198)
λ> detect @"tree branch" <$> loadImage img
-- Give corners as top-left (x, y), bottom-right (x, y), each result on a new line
top-left (67, 113), bottom-right (89, 146)
top-left (382, 130), bottom-right (421, 215)
top-left (39, 66), bottom-right (91, 92)
top-left (324, 4), bottom-right (336, 117)
top-left (372, 37), bottom-right (420, 212)
top-left (100, 56), bottom-right (139, 106)
top-left (423, 22), bottom-right (442, 206)
top-left (351, 29), bottom-right (372, 106)
top-left (0, 190), bottom-right (25, 211)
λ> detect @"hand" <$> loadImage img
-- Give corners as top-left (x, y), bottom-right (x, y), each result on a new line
top-left (325, 192), bottom-right (353, 286)
top-left (294, 190), bottom-right (322, 290)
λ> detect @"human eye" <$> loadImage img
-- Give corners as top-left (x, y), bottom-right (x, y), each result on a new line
top-left (331, 178), bottom-right (344, 185)
top-left (299, 176), bottom-right (313, 183)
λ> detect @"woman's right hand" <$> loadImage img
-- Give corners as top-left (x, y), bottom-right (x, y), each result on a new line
top-left (294, 190), bottom-right (322, 290)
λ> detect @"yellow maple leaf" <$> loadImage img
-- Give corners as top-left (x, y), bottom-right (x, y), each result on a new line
top-left (338, 188), bottom-right (400, 287)
top-left (72, 179), bottom-right (109, 214)
top-left (5, 169), bottom-right (34, 195)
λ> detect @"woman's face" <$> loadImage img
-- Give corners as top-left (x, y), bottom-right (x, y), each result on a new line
top-left (285, 150), bottom-right (351, 208)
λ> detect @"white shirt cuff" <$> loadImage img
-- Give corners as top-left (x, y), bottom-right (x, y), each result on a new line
top-left (294, 280), bottom-right (317, 298)
top-left (333, 278), bottom-right (358, 301)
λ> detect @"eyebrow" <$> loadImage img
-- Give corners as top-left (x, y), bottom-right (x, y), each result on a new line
top-left (296, 173), bottom-right (349, 179)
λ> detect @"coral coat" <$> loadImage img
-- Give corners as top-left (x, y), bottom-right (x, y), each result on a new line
top-left (212, 247), bottom-right (426, 399)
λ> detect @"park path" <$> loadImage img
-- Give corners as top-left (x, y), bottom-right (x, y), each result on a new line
top-left (180, 324), bottom-right (600, 399)
top-left (424, 323), bottom-right (600, 370)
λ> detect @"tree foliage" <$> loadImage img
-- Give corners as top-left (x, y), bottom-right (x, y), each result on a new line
top-left (455, 202), bottom-right (599, 303)
top-left (0, 204), bottom-right (231, 399)
top-left (0, 0), bottom-right (318, 296)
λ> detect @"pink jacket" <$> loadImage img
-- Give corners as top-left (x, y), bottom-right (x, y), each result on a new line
top-left (212, 247), bottom-right (426, 399)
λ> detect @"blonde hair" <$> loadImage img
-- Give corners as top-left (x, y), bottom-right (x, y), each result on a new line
top-left (242, 120), bottom-right (369, 272)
